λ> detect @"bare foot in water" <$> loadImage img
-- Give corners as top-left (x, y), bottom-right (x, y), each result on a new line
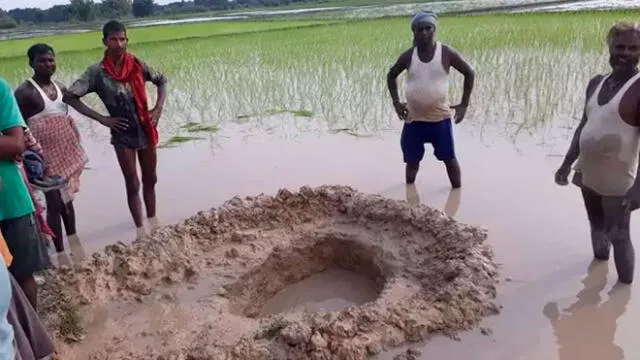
top-left (57, 252), bottom-right (72, 268)
top-left (68, 234), bottom-right (86, 263)
top-left (148, 217), bottom-right (160, 231)
top-left (136, 227), bottom-right (147, 240)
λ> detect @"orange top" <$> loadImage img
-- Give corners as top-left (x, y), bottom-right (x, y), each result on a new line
top-left (0, 233), bottom-right (12, 268)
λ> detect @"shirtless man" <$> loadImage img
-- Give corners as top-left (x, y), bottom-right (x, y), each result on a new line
top-left (15, 44), bottom-right (87, 256)
top-left (387, 10), bottom-right (475, 187)
top-left (555, 21), bottom-right (640, 284)
top-left (63, 20), bottom-right (168, 238)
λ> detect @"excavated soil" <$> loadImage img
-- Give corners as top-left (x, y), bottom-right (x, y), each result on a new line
top-left (39, 185), bottom-right (500, 360)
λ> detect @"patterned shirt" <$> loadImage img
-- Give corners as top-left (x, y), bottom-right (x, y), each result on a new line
top-left (67, 58), bottom-right (167, 149)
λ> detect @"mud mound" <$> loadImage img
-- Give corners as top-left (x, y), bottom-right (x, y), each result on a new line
top-left (41, 185), bottom-right (500, 360)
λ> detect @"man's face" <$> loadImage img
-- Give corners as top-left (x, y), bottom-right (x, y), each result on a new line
top-left (609, 31), bottom-right (640, 72)
top-left (31, 51), bottom-right (56, 78)
top-left (104, 30), bottom-right (128, 57)
top-left (413, 23), bottom-right (435, 45)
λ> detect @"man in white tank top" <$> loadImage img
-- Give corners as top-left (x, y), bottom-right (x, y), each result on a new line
top-left (555, 22), bottom-right (640, 284)
top-left (14, 44), bottom-right (88, 263)
top-left (387, 10), bottom-right (475, 188)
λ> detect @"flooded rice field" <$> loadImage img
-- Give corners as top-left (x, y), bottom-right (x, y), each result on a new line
top-left (1, 0), bottom-right (638, 41)
top-left (9, 4), bottom-right (640, 360)
top-left (49, 111), bottom-right (640, 359)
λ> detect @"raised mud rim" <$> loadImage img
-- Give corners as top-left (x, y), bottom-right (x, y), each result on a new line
top-left (39, 185), bottom-right (501, 359)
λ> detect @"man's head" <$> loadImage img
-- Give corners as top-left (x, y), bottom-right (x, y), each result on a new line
top-left (607, 21), bottom-right (640, 73)
top-left (102, 20), bottom-right (128, 58)
top-left (411, 11), bottom-right (437, 46)
top-left (27, 43), bottom-right (55, 78)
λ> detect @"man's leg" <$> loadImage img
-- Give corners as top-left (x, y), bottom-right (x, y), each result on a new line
top-left (43, 191), bottom-right (65, 253)
top-left (444, 159), bottom-right (461, 189)
top-left (400, 122), bottom-right (425, 184)
top-left (13, 275), bottom-right (37, 311)
top-left (138, 146), bottom-right (158, 221)
top-left (602, 196), bottom-right (634, 284)
top-left (433, 119), bottom-right (461, 188)
top-left (0, 214), bottom-right (51, 309)
top-left (60, 201), bottom-right (77, 237)
top-left (581, 187), bottom-right (609, 260)
top-left (406, 164), bottom-right (420, 184)
top-left (114, 146), bottom-right (144, 228)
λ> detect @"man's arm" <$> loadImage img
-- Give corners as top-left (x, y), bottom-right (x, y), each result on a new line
top-left (447, 46), bottom-right (475, 107)
top-left (63, 66), bottom-right (103, 121)
top-left (0, 127), bottom-right (25, 161)
top-left (559, 75), bottom-right (603, 170)
top-left (386, 49), bottom-right (411, 104)
top-left (141, 60), bottom-right (168, 125)
top-left (14, 84), bottom-right (36, 123)
top-left (0, 79), bottom-right (27, 160)
top-left (63, 67), bottom-right (128, 130)
top-left (63, 95), bottom-right (108, 123)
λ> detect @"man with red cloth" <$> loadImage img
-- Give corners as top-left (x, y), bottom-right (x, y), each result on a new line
top-left (64, 20), bottom-right (168, 238)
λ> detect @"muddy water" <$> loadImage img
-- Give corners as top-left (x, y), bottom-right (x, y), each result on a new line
top-left (58, 114), bottom-right (640, 359)
top-left (259, 268), bottom-right (380, 316)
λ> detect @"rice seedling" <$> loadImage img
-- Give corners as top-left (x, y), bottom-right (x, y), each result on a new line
top-left (0, 9), bottom-right (637, 148)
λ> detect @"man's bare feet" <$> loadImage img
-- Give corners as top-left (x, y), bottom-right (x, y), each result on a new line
top-left (148, 217), bottom-right (160, 231)
top-left (68, 234), bottom-right (86, 263)
top-left (405, 184), bottom-right (421, 207)
top-left (57, 252), bottom-right (72, 268)
top-left (136, 227), bottom-right (147, 240)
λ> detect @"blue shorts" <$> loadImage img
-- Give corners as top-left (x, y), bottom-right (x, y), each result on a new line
top-left (400, 119), bottom-right (455, 164)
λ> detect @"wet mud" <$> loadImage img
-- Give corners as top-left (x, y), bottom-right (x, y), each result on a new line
top-left (39, 185), bottom-right (499, 359)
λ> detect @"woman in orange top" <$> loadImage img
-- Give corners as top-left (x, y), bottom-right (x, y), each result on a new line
top-left (0, 232), bottom-right (12, 267)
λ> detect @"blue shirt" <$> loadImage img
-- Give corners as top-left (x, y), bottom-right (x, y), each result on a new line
top-left (0, 258), bottom-right (14, 360)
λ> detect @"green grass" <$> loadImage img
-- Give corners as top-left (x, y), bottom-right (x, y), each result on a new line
top-left (2, 10), bottom-right (639, 147)
top-left (167, 135), bottom-right (204, 143)
top-left (0, 19), bottom-right (337, 59)
top-left (181, 122), bottom-right (221, 133)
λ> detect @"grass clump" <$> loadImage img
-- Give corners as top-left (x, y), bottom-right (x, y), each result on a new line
top-left (181, 122), bottom-right (220, 133)
top-left (37, 273), bottom-right (85, 343)
top-left (58, 303), bottom-right (84, 343)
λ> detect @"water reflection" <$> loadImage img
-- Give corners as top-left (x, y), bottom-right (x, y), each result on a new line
top-left (404, 184), bottom-right (461, 218)
top-left (68, 235), bottom-right (87, 263)
top-left (405, 184), bottom-right (421, 207)
top-left (543, 260), bottom-right (631, 360)
top-left (443, 188), bottom-right (461, 218)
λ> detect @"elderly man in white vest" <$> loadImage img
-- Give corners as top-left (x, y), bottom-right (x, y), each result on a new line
top-left (556, 21), bottom-right (640, 284)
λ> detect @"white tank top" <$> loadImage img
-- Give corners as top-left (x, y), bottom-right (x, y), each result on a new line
top-left (405, 42), bottom-right (452, 123)
top-left (577, 71), bottom-right (640, 196)
top-left (27, 78), bottom-right (68, 117)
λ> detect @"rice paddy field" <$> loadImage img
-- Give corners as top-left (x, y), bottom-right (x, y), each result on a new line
top-left (0, 9), bottom-right (637, 150)
top-left (6, 5), bottom-right (640, 359)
